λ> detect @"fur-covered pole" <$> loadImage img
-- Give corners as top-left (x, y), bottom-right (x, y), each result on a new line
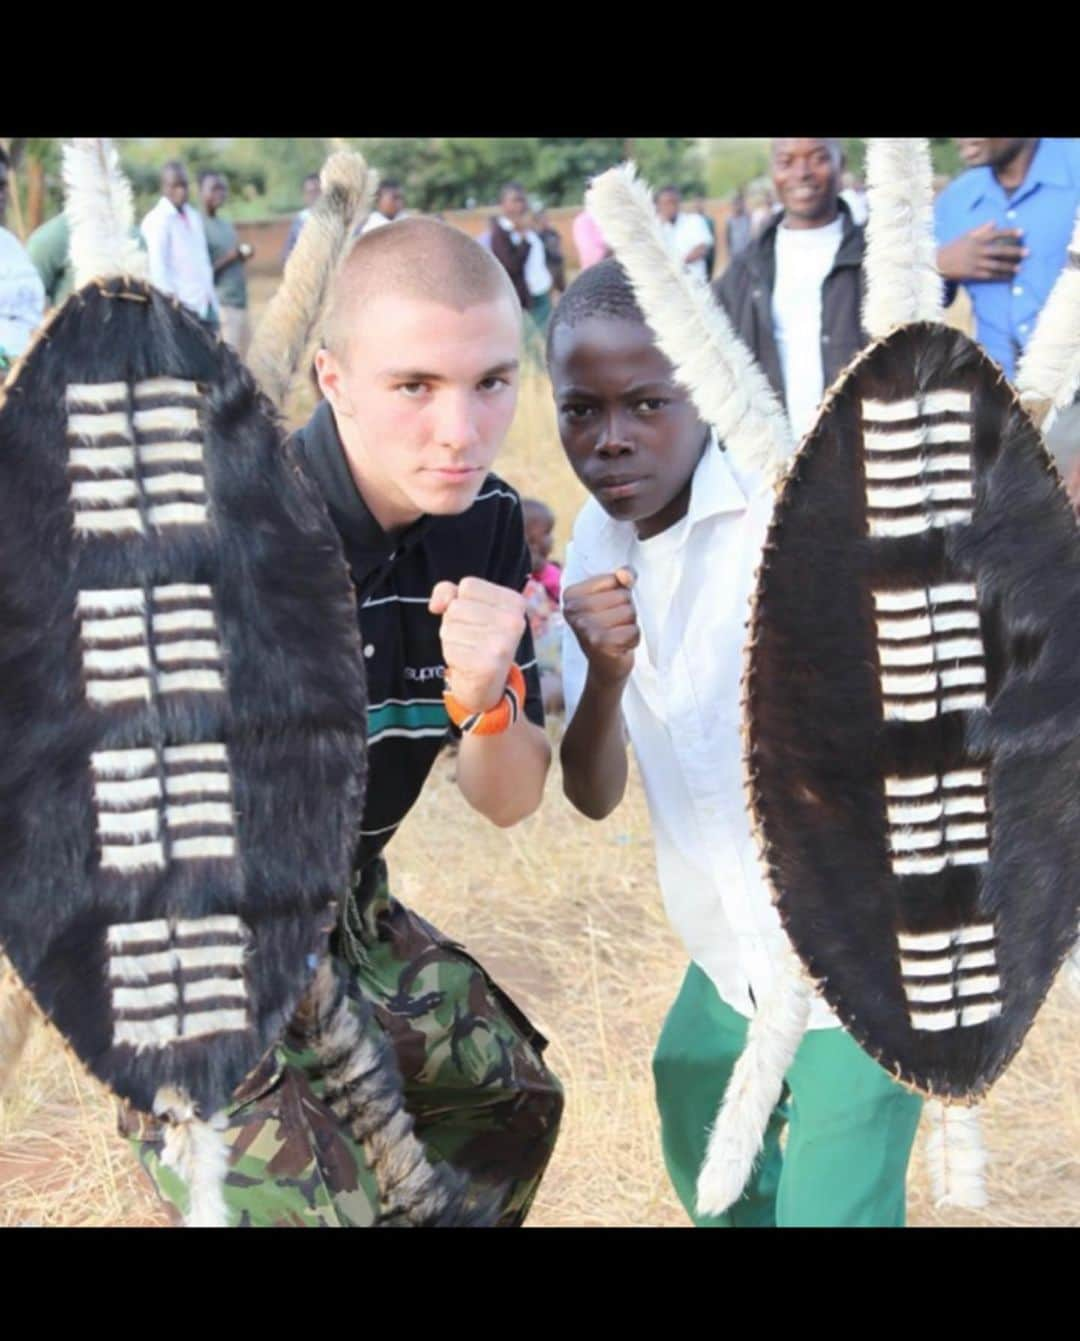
top-left (586, 163), bottom-right (793, 480)
top-left (862, 139), bottom-right (943, 338)
top-left (304, 957), bottom-right (499, 1226)
top-left (924, 1099), bottom-right (989, 1210)
top-left (0, 965), bottom-right (35, 1097)
top-left (1016, 210), bottom-right (1080, 431)
top-left (695, 943), bottom-right (812, 1217)
top-left (152, 1086), bottom-right (231, 1227)
top-left (62, 138), bottom-right (147, 290)
top-left (247, 150), bottom-right (373, 411)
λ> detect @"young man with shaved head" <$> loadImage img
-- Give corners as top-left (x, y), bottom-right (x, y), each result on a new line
top-left (126, 217), bottom-right (563, 1228)
top-left (714, 137), bottom-right (868, 440)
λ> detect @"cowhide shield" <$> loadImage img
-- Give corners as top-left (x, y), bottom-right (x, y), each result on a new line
top-left (747, 320), bottom-right (1080, 1100)
top-left (0, 278), bottom-right (366, 1117)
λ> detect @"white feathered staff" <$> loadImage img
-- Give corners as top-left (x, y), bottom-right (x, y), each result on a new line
top-left (63, 138), bottom-right (148, 290)
top-left (247, 150), bottom-right (374, 409)
top-left (587, 162), bottom-right (810, 1219)
top-left (1016, 211), bottom-right (1080, 434)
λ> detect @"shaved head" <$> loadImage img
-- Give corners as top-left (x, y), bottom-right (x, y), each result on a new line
top-left (324, 216), bottom-right (520, 358)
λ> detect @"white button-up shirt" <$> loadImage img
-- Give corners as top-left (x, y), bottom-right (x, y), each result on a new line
top-left (0, 225), bottom-right (45, 358)
top-left (658, 210), bottom-right (713, 285)
top-left (140, 197), bottom-right (218, 321)
top-left (563, 435), bottom-right (838, 1029)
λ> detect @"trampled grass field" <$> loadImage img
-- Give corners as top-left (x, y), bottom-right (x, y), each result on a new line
top-left (0, 278), bottom-right (1076, 1227)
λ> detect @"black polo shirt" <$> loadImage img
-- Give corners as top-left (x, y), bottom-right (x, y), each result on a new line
top-left (289, 400), bottom-right (544, 872)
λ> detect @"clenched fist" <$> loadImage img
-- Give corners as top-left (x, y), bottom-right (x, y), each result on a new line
top-left (562, 568), bottom-right (639, 689)
top-left (429, 576), bottom-right (527, 716)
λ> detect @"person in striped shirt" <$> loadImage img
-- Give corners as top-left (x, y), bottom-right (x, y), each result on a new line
top-left (127, 217), bottom-right (563, 1228)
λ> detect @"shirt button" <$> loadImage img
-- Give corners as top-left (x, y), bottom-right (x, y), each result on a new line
top-left (1006, 209), bottom-right (1016, 219)
top-left (363, 643), bottom-right (375, 658)
top-left (1012, 284), bottom-right (1023, 296)
top-left (1019, 322), bottom-right (1029, 333)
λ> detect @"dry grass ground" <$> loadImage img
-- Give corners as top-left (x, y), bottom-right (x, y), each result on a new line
top-left (1, 277), bottom-right (1076, 1228)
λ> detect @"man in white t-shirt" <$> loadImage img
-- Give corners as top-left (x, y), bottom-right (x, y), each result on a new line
top-left (656, 185), bottom-right (713, 285)
top-left (140, 160), bottom-right (219, 330)
top-left (714, 138), bottom-right (868, 441)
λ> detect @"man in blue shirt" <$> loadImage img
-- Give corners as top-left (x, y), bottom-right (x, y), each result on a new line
top-left (935, 138), bottom-right (1080, 378)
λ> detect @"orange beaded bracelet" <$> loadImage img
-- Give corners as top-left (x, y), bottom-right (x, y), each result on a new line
top-left (443, 663), bottom-right (526, 737)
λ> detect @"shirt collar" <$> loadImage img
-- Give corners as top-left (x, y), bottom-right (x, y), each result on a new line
top-left (967, 139), bottom-right (1072, 208)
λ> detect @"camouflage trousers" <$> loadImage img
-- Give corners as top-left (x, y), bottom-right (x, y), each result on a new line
top-left (121, 859), bottom-right (564, 1227)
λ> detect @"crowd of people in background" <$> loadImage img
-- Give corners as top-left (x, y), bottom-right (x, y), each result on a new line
top-left (3, 136), bottom-right (1080, 566)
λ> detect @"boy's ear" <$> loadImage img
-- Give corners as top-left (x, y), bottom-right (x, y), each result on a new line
top-left (315, 347), bottom-right (353, 419)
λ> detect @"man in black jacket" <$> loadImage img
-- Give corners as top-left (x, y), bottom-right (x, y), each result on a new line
top-left (714, 138), bottom-right (868, 440)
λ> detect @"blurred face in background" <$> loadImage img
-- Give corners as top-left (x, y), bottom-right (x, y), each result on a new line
top-left (201, 173), bottom-right (227, 214)
top-left (377, 185), bottom-right (405, 219)
top-left (656, 189), bottom-right (680, 223)
top-left (303, 176), bottom-right (322, 209)
top-left (955, 138), bottom-right (1030, 171)
top-left (162, 165), bottom-right (189, 209)
top-left (770, 138), bottom-right (841, 227)
top-left (500, 187), bottom-right (529, 228)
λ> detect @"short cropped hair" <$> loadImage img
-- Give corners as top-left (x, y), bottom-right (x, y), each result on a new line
top-left (322, 215), bottom-right (520, 357)
top-left (546, 256), bottom-right (646, 362)
top-left (770, 137), bottom-right (843, 165)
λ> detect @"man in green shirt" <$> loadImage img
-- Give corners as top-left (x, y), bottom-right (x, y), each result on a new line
top-left (27, 212), bottom-right (74, 309)
top-left (199, 170), bottom-right (252, 357)
top-left (28, 210), bottom-right (147, 313)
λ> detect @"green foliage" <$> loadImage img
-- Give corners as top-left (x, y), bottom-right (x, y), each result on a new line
top-left (703, 140), bottom-right (772, 198)
top-left (349, 137), bottom-right (702, 211)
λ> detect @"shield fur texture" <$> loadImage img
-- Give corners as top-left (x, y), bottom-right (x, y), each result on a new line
top-left (0, 279), bottom-right (367, 1119)
top-left (747, 321), bottom-right (1080, 1099)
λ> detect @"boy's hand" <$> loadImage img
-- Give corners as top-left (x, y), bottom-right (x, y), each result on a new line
top-left (429, 577), bottom-right (527, 715)
top-left (563, 568), bottom-right (639, 689)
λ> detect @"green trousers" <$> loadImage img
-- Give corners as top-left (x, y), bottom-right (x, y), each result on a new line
top-left (653, 962), bottom-right (923, 1227)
